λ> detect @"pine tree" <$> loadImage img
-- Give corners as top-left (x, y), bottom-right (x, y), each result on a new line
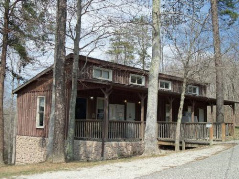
top-left (0, 0), bottom-right (52, 165)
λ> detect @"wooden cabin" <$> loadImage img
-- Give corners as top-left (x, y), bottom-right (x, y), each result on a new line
top-left (13, 53), bottom-right (236, 164)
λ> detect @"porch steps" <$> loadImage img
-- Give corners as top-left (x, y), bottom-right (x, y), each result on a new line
top-left (158, 138), bottom-right (212, 148)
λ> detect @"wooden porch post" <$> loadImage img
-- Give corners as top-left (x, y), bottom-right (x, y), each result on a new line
top-left (191, 101), bottom-right (195, 122)
top-left (211, 104), bottom-right (214, 123)
top-left (209, 125), bottom-right (213, 146)
top-left (101, 87), bottom-right (112, 159)
top-left (221, 122), bottom-right (226, 142)
top-left (138, 93), bottom-right (146, 139)
top-left (168, 97), bottom-right (174, 122)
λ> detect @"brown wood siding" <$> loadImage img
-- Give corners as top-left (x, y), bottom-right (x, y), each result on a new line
top-left (78, 60), bottom-right (207, 96)
top-left (17, 90), bottom-right (52, 137)
top-left (15, 56), bottom-right (209, 138)
top-left (79, 61), bottom-right (149, 88)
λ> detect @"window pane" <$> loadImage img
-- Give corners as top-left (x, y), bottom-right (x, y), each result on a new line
top-left (160, 82), bottom-right (164, 88)
top-left (165, 83), bottom-right (169, 89)
top-left (102, 71), bottom-right (109, 79)
top-left (188, 86), bottom-right (192, 93)
top-left (193, 87), bottom-right (197, 93)
top-left (94, 69), bottom-right (102, 77)
top-left (39, 112), bottom-right (44, 126)
top-left (39, 97), bottom-right (44, 111)
top-left (97, 98), bottom-right (104, 109)
top-left (131, 76), bottom-right (136, 83)
top-left (137, 77), bottom-right (142, 84)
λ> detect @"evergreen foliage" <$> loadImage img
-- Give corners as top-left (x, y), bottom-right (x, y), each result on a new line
top-left (218, 0), bottom-right (239, 25)
top-left (107, 16), bottom-right (151, 69)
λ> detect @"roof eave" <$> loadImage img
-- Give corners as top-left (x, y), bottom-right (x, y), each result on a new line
top-left (12, 66), bottom-right (53, 94)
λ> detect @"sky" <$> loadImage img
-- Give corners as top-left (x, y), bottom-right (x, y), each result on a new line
top-left (2, 0), bottom-right (239, 100)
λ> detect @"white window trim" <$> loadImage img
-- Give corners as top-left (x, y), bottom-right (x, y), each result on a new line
top-left (129, 74), bottom-right (145, 86)
top-left (187, 85), bottom-right (199, 95)
top-left (93, 66), bottom-right (112, 81)
top-left (36, 96), bottom-right (45, 128)
top-left (159, 80), bottom-right (172, 90)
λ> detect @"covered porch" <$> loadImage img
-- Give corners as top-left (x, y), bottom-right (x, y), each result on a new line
top-left (72, 80), bottom-right (236, 146)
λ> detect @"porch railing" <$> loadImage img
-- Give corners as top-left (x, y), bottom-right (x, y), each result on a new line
top-left (108, 120), bottom-right (142, 140)
top-left (75, 119), bottom-right (142, 141)
top-left (158, 122), bottom-right (234, 141)
top-left (181, 122), bottom-right (209, 140)
top-left (75, 120), bottom-right (234, 142)
top-left (75, 119), bottom-right (102, 140)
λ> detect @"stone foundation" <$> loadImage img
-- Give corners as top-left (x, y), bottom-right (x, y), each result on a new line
top-left (74, 140), bottom-right (144, 161)
top-left (16, 135), bottom-right (144, 164)
top-left (16, 135), bottom-right (47, 165)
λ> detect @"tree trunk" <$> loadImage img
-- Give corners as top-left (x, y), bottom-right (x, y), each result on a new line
top-left (143, 0), bottom-right (161, 156)
top-left (7, 77), bottom-right (15, 164)
top-left (52, 0), bottom-right (67, 163)
top-left (175, 74), bottom-right (187, 152)
top-left (46, 79), bottom-right (55, 161)
top-left (0, 0), bottom-right (10, 165)
top-left (12, 110), bottom-right (17, 164)
top-left (66, 0), bottom-right (82, 161)
top-left (210, 0), bottom-right (224, 123)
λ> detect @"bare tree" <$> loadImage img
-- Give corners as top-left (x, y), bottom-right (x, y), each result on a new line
top-left (66, 0), bottom-right (82, 161)
top-left (65, 0), bottom-right (143, 160)
top-left (143, 0), bottom-right (161, 155)
top-left (164, 9), bottom-right (211, 151)
top-left (51, 0), bottom-right (67, 163)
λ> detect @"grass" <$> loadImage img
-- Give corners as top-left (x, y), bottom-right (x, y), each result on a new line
top-left (0, 160), bottom-right (114, 178)
top-left (1, 128), bottom-right (238, 178)
top-left (0, 153), bottom-right (170, 178)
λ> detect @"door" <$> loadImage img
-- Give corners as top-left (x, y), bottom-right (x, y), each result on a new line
top-left (75, 98), bottom-right (87, 119)
top-left (126, 102), bottom-right (135, 121)
top-left (199, 108), bottom-right (204, 122)
top-left (109, 104), bottom-right (124, 120)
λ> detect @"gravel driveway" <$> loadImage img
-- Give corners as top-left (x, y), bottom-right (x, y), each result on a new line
top-left (17, 144), bottom-right (235, 179)
top-left (138, 142), bottom-right (239, 179)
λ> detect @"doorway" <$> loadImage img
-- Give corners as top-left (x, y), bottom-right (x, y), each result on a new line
top-left (199, 108), bottom-right (204, 122)
top-left (75, 98), bottom-right (87, 119)
top-left (126, 102), bottom-right (135, 121)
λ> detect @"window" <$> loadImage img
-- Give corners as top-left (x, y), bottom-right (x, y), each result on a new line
top-left (159, 80), bottom-right (172, 90)
top-left (36, 96), bottom-right (45, 128)
top-left (130, 74), bottom-right (145, 86)
top-left (96, 97), bottom-right (104, 119)
top-left (93, 67), bottom-right (112, 81)
top-left (187, 85), bottom-right (199, 95)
